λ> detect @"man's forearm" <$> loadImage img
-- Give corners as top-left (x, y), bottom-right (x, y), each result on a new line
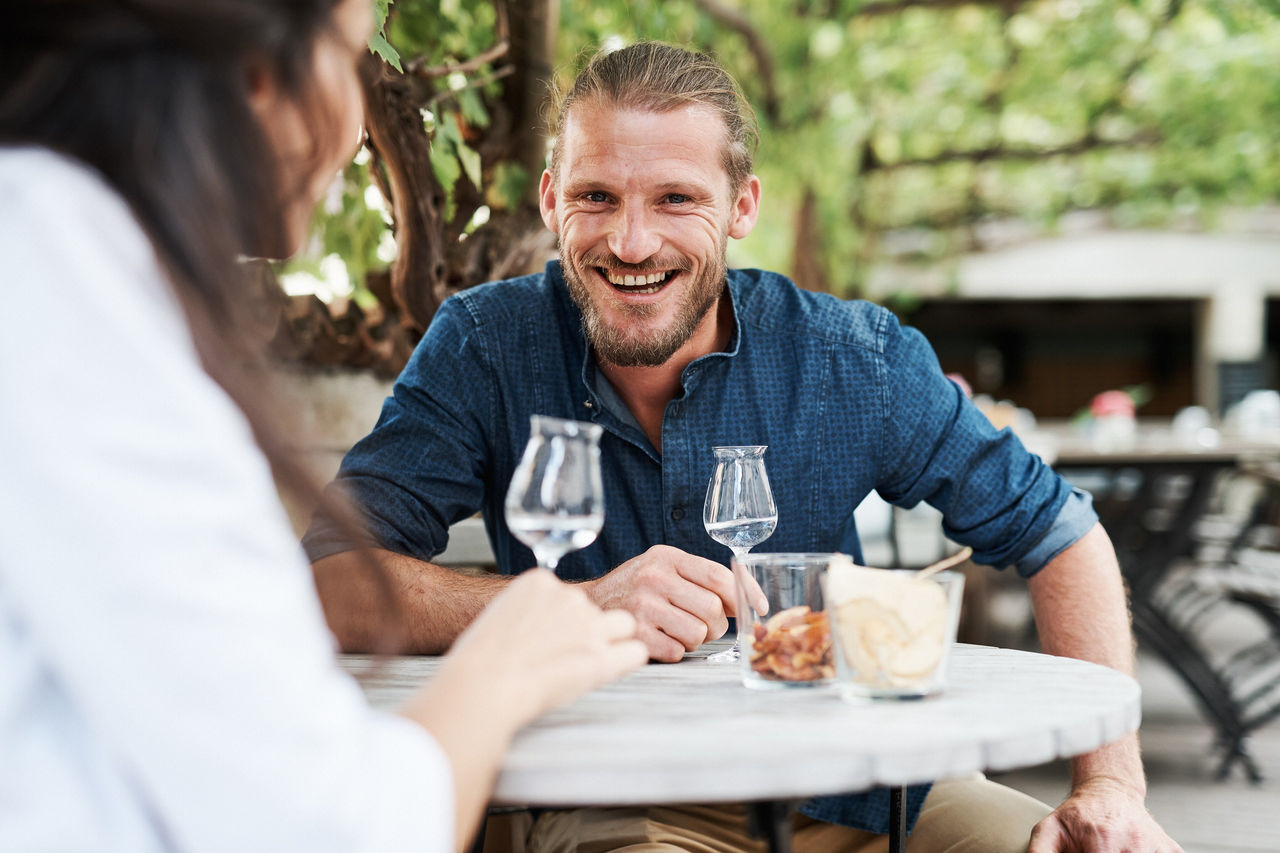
top-left (311, 548), bottom-right (512, 654)
top-left (1026, 522), bottom-right (1147, 796)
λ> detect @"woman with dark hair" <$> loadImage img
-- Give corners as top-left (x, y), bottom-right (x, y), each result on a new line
top-left (0, 1), bottom-right (646, 850)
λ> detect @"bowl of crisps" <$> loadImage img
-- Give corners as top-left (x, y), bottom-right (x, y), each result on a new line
top-left (822, 554), bottom-right (964, 700)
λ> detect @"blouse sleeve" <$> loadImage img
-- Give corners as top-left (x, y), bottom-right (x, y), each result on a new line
top-left (0, 151), bottom-right (454, 852)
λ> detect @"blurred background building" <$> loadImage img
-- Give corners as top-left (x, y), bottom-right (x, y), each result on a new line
top-left (870, 222), bottom-right (1280, 418)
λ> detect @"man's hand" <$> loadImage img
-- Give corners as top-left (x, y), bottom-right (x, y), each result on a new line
top-left (580, 545), bottom-right (747, 662)
top-left (1028, 776), bottom-right (1184, 852)
top-left (1026, 525), bottom-right (1181, 851)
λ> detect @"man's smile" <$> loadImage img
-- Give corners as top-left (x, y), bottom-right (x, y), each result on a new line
top-left (598, 267), bottom-right (679, 296)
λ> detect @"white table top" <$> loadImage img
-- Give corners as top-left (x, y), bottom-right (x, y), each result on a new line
top-left (342, 643), bottom-right (1140, 807)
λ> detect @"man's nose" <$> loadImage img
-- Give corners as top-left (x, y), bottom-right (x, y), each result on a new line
top-left (606, 205), bottom-right (661, 264)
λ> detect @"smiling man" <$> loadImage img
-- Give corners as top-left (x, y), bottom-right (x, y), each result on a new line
top-left (305, 42), bottom-right (1180, 853)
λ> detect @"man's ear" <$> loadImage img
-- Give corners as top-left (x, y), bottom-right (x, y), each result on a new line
top-left (727, 175), bottom-right (762, 240)
top-left (539, 169), bottom-right (560, 234)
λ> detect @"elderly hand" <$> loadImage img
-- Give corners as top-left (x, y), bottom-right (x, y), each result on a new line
top-left (1028, 776), bottom-right (1184, 852)
top-left (581, 545), bottom-right (755, 662)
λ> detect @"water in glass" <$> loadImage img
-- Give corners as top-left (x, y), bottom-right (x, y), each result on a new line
top-left (703, 445), bottom-right (777, 662)
top-left (505, 416), bottom-right (604, 571)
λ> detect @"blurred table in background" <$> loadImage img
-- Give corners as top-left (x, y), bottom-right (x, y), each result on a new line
top-left (1033, 420), bottom-right (1280, 781)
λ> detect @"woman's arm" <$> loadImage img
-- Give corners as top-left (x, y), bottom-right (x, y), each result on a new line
top-left (396, 570), bottom-right (645, 853)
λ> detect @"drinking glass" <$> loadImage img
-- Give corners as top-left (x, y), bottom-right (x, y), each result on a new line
top-left (505, 415), bottom-right (604, 571)
top-left (735, 553), bottom-right (835, 690)
top-left (703, 445), bottom-right (777, 662)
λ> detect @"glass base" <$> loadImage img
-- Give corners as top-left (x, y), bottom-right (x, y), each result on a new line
top-left (742, 674), bottom-right (834, 690)
top-left (707, 642), bottom-right (740, 663)
top-left (838, 682), bottom-right (942, 702)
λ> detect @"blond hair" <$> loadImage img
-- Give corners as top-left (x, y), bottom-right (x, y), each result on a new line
top-left (549, 42), bottom-right (758, 190)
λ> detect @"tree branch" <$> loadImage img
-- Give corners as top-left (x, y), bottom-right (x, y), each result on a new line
top-left (863, 130), bottom-right (1161, 173)
top-left (427, 64), bottom-right (516, 110)
top-left (1086, 0), bottom-right (1186, 123)
top-left (852, 0), bottom-right (1028, 16)
top-left (693, 0), bottom-right (780, 123)
top-left (406, 40), bottom-right (511, 78)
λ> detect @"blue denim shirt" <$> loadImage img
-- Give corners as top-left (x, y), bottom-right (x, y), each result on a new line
top-left (304, 261), bottom-right (1096, 833)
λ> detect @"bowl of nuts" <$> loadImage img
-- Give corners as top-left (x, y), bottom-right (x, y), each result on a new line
top-left (732, 553), bottom-right (837, 690)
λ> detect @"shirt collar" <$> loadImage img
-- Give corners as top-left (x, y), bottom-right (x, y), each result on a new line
top-left (548, 260), bottom-right (746, 437)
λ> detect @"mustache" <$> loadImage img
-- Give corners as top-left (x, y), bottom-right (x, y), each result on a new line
top-left (579, 253), bottom-right (693, 274)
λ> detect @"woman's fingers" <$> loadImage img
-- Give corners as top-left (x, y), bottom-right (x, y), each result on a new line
top-left (599, 608), bottom-right (639, 640)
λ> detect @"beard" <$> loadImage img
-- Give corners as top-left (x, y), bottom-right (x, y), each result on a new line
top-left (561, 241), bottom-right (728, 368)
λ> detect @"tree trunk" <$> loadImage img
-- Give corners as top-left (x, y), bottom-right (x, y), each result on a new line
top-left (501, 0), bottom-right (558, 195)
top-left (790, 186), bottom-right (830, 293)
top-left (360, 53), bottom-right (448, 333)
top-left (353, 0), bottom-right (559, 340)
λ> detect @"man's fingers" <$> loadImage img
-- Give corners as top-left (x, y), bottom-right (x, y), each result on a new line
top-left (671, 553), bottom-right (739, 615)
top-left (1027, 815), bottom-right (1063, 853)
top-left (734, 563), bottom-right (769, 616)
top-left (653, 603), bottom-right (715, 651)
top-left (664, 582), bottom-right (730, 642)
top-left (637, 625), bottom-right (686, 663)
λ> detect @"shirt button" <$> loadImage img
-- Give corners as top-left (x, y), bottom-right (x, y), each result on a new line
top-left (670, 507), bottom-right (686, 521)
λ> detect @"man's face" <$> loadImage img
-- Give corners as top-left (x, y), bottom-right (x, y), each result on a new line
top-left (539, 100), bottom-right (760, 367)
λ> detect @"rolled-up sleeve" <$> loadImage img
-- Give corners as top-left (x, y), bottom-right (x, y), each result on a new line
top-left (1014, 487), bottom-right (1098, 576)
top-left (303, 297), bottom-right (497, 563)
top-left (874, 318), bottom-right (1095, 575)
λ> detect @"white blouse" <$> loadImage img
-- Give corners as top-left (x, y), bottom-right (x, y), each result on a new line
top-left (0, 148), bottom-right (453, 852)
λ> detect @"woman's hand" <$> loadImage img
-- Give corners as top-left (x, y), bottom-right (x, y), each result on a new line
top-left (397, 569), bottom-right (646, 853)
top-left (444, 568), bottom-right (648, 722)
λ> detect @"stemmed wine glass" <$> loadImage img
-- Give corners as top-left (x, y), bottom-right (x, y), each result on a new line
top-left (505, 415), bottom-right (605, 571)
top-left (703, 445), bottom-right (777, 662)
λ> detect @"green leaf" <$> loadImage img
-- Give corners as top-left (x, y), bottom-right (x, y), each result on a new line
top-left (429, 142), bottom-right (461, 221)
top-left (368, 0), bottom-right (401, 71)
top-left (369, 31), bottom-right (402, 72)
top-left (487, 162), bottom-right (531, 210)
top-left (434, 113), bottom-right (462, 148)
top-left (457, 140), bottom-right (483, 189)
top-left (458, 88), bottom-right (490, 130)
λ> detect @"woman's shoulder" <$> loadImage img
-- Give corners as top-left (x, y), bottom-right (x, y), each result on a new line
top-left (2, 147), bottom-right (129, 216)
top-left (0, 146), bottom-right (186, 353)
top-left (1, 146), bottom-right (158, 272)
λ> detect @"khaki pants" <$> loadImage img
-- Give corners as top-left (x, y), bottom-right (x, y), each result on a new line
top-left (507, 774), bottom-right (1052, 853)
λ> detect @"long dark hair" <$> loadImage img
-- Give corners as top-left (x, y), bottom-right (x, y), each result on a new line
top-left (0, 0), bottom-right (404, 649)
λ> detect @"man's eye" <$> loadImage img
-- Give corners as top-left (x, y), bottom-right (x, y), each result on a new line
top-left (665, 194), bottom-right (690, 204)
top-left (583, 191), bottom-right (608, 203)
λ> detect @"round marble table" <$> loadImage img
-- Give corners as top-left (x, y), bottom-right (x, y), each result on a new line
top-left (342, 642), bottom-right (1140, 851)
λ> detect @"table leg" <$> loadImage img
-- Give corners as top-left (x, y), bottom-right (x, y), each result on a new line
top-left (747, 800), bottom-right (793, 853)
top-left (889, 786), bottom-right (906, 853)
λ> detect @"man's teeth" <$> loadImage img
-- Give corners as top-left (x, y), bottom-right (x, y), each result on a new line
top-left (606, 270), bottom-right (671, 292)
